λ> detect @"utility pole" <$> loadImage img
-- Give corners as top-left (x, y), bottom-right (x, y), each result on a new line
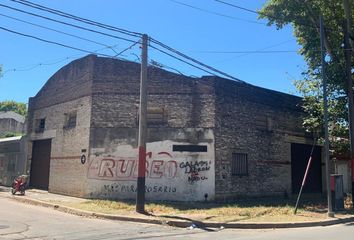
top-left (320, 15), bottom-right (334, 217)
top-left (136, 34), bottom-right (148, 214)
top-left (343, 0), bottom-right (354, 205)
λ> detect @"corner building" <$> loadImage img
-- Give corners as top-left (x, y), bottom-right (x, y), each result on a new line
top-left (26, 55), bottom-right (323, 201)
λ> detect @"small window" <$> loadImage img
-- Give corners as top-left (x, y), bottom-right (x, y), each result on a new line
top-left (35, 118), bottom-right (45, 133)
top-left (173, 145), bottom-right (207, 152)
top-left (64, 112), bottom-right (77, 129)
top-left (137, 107), bottom-right (167, 125)
top-left (232, 153), bottom-right (248, 176)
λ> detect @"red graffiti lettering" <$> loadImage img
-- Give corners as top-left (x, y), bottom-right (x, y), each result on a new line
top-left (98, 159), bottom-right (115, 177)
top-left (150, 160), bottom-right (164, 178)
top-left (88, 151), bottom-right (189, 181)
top-left (116, 159), bottom-right (134, 178)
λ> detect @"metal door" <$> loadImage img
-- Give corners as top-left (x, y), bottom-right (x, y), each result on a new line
top-left (291, 143), bottom-right (322, 194)
top-left (30, 139), bottom-right (51, 190)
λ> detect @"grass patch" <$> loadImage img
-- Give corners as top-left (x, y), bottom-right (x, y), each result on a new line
top-left (57, 195), bottom-right (340, 223)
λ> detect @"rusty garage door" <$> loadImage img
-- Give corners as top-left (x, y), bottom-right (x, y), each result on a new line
top-left (30, 139), bottom-right (52, 190)
top-left (291, 143), bottom-right (322, 194)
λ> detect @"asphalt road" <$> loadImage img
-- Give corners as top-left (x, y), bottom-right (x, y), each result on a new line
top-left (0, 196), bottom-right (354, 240)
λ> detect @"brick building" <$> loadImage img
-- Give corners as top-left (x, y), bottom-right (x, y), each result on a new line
top-left (26, 55), bottom-right (323, 201)
top-left (0, 111), bottom-right (25, 137)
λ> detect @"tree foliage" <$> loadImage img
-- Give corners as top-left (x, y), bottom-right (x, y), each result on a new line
top-left (0, 100), bottom-right (27, 116)
top-left (260, 0), bottom-right (354, 157)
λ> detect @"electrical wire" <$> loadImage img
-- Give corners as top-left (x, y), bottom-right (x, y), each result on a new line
top-left (150, 37), bottom-right (244, 83)
top-left (114, 40), bottom-right (140, 57)
top-left (149, 44), bottom-right (219, 78)
top-left (214, 0), bottom-right (320, 30)
top-left (169, 0), bottom-right (265, 25)
top-left (0, 3), bottom-right (137, 43)
top-left (4, 1), bottom-right (243, 82)
top-left (2, 43), bottom-right (132, 76)
top-left (0, 26), bottom-right (116, 58)
top-left (195, 50), bottom-right (300, 54)
top-left (3, 57), bottom-right (71, 74)
top-left (10, 0), bottom-right (142, 38)
top-left (0, 13), bottom-right (118, 51)
top-left (149, 59), bottom-right (186, 76)
top-left (4, 1), bottom-right (243, 83)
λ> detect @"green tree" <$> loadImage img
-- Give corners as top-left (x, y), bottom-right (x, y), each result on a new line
top-left (0, 100), bottom-right (27, 116)
top-left (259, 0), bottom-right (353, 156)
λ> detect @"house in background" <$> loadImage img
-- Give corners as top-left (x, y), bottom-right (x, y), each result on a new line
top-left (26, 55), bottom-right (324, 201)
top-left (0, 111), bottom-right (27, 186)
top-left (0, 136), bottom-right (27, 186)
top-left (0, 111), bottom-right (25, 137)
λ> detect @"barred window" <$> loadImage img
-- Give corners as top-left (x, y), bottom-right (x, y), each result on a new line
top-left (232, 153), bottom-right (248, 176)
top-left (64, 112), bottom-right (77, 129)
top-left (35, 118), bottom-right (45, 133)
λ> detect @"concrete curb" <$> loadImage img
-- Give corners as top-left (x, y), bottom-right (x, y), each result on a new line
top-left (7, 195), bottom-right (354, 229)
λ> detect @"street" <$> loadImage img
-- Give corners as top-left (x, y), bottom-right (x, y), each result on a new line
top-left (0, 197), bottom-right (354, 240)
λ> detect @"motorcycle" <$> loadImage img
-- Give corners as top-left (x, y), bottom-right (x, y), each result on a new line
top-left (11, 175), bottom-right (28, 195)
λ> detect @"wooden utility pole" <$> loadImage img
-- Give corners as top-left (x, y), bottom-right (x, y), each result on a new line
top-left (343, 0), bottom-right (354, 205)
top-left (136, 34), bottom-right (148, 214)
top-left (320, 15), bottom-right (334, 217)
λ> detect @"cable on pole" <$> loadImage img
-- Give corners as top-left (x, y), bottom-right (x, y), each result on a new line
top-left (0, 13), bottom-right (117, 50)
top-left (0, 3), bottom-right (138, 43)
top-left (0, 26), bottom-right (116, 58)
top-left (150, 38), bottom-right (245, 83)
top-left (11, 0), bottom-right (142, 37)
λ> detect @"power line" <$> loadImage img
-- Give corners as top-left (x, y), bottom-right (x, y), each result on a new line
top-left (194, 50), bottom-right (300, 54)
top-left (10, 0), bottom-right (142, 38)
top-left (0, 3), bottom-right (137, 43)
top-left (0, 25), bottom-right (117, 58)
top-left (191, 49), bottom-right (354, 54)
top-left (149, 44), bottom-right (220, 78)
top-left (214, 0), bottom-right (320, 30)
top-left (114, 40), bottom-right (140, 57)
top-left (3, 57), bottom-right (71, 75)
top-left (2, 43), bottom-right (131, 76)
top-left (150, 37), bottom-right (244, 83)
top-left (5, 0), bottom-right (242, 83)
top-left (169, 0), bottom-right (265, 25)
top-left (215, 0), bottom-right (263, 16)
top-left (0, 13), bottom-right (118, 52)
top-left (150, 59), bottom-right (186, 76)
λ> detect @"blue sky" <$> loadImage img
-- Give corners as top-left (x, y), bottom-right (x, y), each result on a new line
top-left (0, 0), bottom-right (307, 103)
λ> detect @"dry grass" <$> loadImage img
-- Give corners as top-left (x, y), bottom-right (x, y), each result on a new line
top-left (57, 196), bottom-right (343, 223)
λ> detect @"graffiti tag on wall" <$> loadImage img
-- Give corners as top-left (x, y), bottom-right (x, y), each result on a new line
top-left (88, 151), bottom-right (212, 183)
top-left (88, 152), bottom-right (178, 181)
top-left (102, 183), bottom-right (177, 193)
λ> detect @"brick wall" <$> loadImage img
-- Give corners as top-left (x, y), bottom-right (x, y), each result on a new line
top-left (26, 55), bottom-right (314, 201)
top-left (26, 55), bottom-right (96, 196)
top-left (28, 96), bottom-right (91, 196)
top-left (0, 119), bottom-right (25, 136)
top-left (213, 77), bottom-right (309, 200)
top-left (86, 57), bottom-right (216, 200)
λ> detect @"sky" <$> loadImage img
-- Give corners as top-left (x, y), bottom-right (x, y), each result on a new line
top-left (0, 0), bottom-right (307, 104)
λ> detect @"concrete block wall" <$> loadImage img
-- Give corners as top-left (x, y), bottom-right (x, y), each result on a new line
top-left (27, 55), bottom-right (96, 196)
top-left (28, 97), bottom-right (91, 197)
top-left (0, 118), bottom-right (25, 136)
top-left (0, 136), bottom-right (27, 186)
top-left (213, 78), bottom-right (307, 200)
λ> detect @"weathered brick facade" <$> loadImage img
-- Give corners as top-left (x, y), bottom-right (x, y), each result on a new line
top-left (27, 55), bottom-right (320, 201)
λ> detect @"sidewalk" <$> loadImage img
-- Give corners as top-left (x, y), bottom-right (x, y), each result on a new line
top-left (1, 186), bottom-right (354, 229)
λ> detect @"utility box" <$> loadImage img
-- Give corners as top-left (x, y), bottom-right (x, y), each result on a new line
top-left (330, 174), bottom-right (344, 211)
